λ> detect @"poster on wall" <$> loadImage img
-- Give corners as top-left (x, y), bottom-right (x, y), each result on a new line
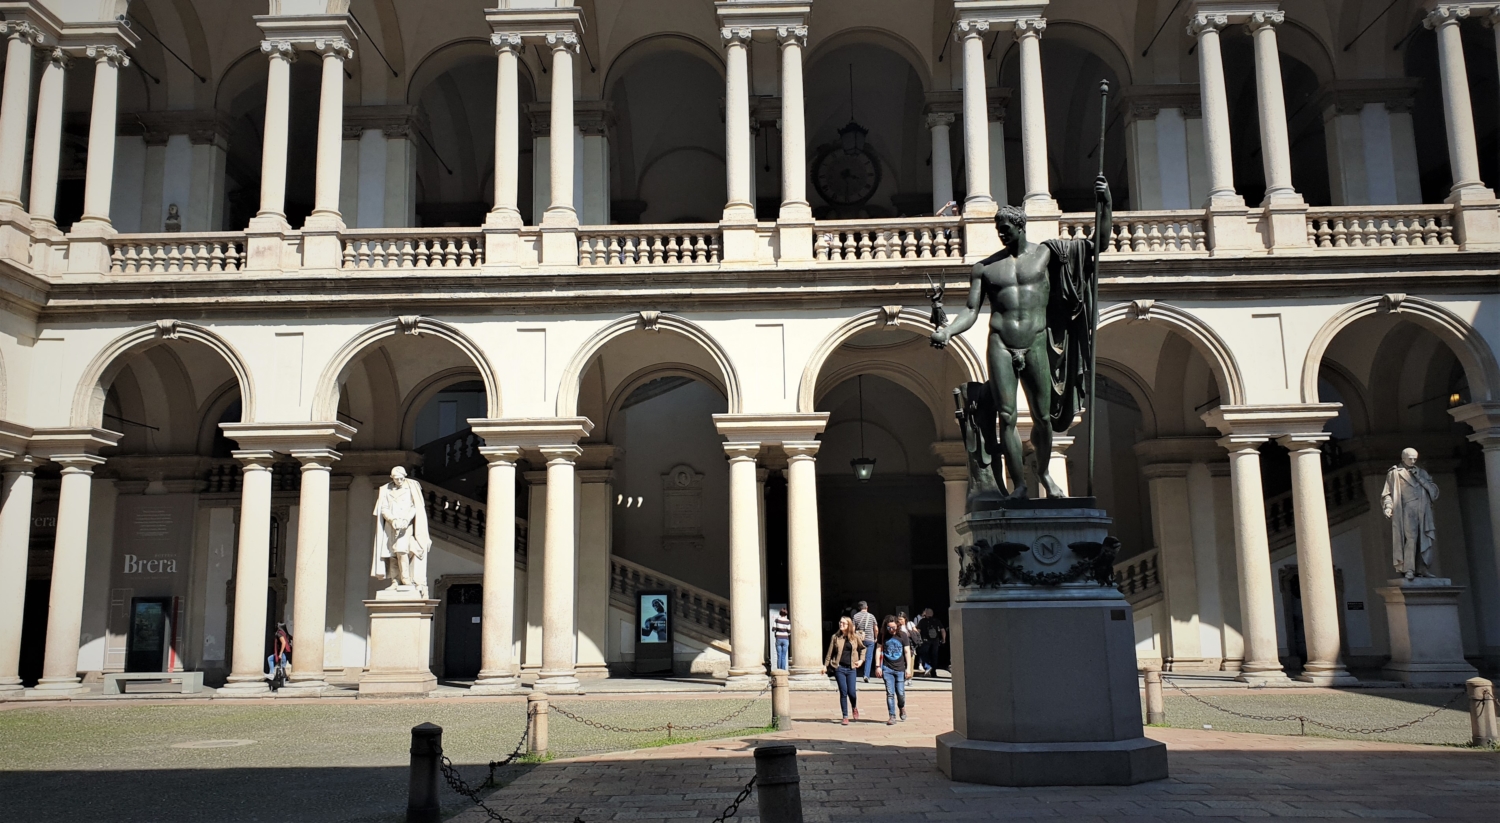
top-left (634, 590), bottom-right (672, 674)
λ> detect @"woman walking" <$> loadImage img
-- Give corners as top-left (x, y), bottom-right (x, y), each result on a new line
top-left (823, 615), bottom-right (865, 725)
top-left (897, 611), bottom-right (917, 679)
top-left (875, 616), bottom-right (908, 724)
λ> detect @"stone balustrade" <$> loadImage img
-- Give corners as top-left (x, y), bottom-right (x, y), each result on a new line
top-left (1306, 206), bottom-right (1457, 249)
top-left (610, 554), bottom-right (731, 639)
top-left (578, 225), bottom-right (722, 267)
top-left (341, 229), bottom-right (485, 269)
top-left (814, 217), bottom-right (963, 262)
top-left (1060, 211), bottom-right (1210, 254)
top-left (1265, 462), bottom-right (1369, 547)
top-left (1114, 548), bottom-right (1162, 606)
top-left (109, 234), bottom-right (248, 274)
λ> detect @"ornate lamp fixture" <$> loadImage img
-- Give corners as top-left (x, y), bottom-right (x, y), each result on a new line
top-left (838, 64), bottom-right (868, 155)
top-left (850, 374), bottom-right (876, 482)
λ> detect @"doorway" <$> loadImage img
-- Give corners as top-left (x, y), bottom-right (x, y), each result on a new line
top-left (443, 584), bottom-right (483, 679)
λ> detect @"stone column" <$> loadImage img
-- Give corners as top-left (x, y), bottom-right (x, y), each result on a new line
top-left (285, 450), bottom-right (338, 691)
top-left (0, 21), bottom-right (38, 211)
top-left (1246, 12), bottom-right (1306, 249)
top-left (539, 32), bottom-right (580, 265)
top-left (575, 103), bottom-right (612, 227)
top-left (1425, 6), bottom-right (1500, 249)
top-left (27, 49), bottom-right (69, 233)
top-left (939, 465), bottom-right (967, 601)
top-left (302, 37), bottom-right (352, 268)
top-left (1219, 437), bottom-right (1288, 684)
top-left (1014, 19), bottom-right (1052, 215)
top-left (575, 466), bottom-right (612, 678)
top-left (928, 113), bottom-right (956, 213)
top-left (256, 41), bottom-right (296, 225)
top-left (957, 21), bottom-right (993, 214)
top-left (785, 442), bottom-right (823, 681)
top-left (1451, 403), bottom-right (1500, 612)
top-left (76, 47), bottom-right (128, 229)
top-left (535, 446), bottom-right (581, 692)
top-left (490, 34), bottom-right (522, 227)
top-left (726, 443), bottom-right (768, 687)
top-left (33, 456), bottom-right (105, 693)
top-left (220, 451), bottom-right (276, 695)
top-left (1189, 12), bottom-right (1251, 251)
top-left (987, 93), bottom-right (1010, 209)
top-left (0, 460), bottom-right (35, 696)
top-left (776, 25), bottom-right (812, 260)
top-left (721, 27), bottom-right (754, 223)
top-left (473, 447), bottom-right (522, 693)
top-left (1279, 434), bottom-right (1355, 685)
top-left (1143, 463), bottom-right (1205, 669)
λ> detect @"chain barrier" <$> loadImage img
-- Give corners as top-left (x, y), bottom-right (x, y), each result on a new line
top-left (434, 689), bottom-right (773, 823)
top-left (1163, 677), bottom-right (1468, 737)
top-left (549, 682), bottom-right (772, 736)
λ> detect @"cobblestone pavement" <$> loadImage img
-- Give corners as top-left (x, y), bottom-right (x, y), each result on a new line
top-left (453, 690), bottom-right (1498, 823)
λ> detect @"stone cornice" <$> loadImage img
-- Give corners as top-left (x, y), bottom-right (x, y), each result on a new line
top-left (0, 418), bottom-right (32, 460)
top-left (253, 13), bottom-right (357, 54)
top-left (1123, 84), bottom-right (1203, 122)
top-left (1201, 404), bottom-right (1341, 438)
top-left (484, 6), bottom-right (585, 42)
top-left (954, 1), bottom-right (1050, 29)
top-left (469, 418), bottom-right (595, 451)
top-left (29, 427), bottom-right (122, 459)
top-left (712, 413), bottom-right (829, 443)
top-left (715, 1), bottom-right (811, 35)
top-left (219, 421), bottom-right (355, 454)
top-left (1314, 78), bottom-right (1422, 116)
top-left (0, 2), bottom-right (63, 45)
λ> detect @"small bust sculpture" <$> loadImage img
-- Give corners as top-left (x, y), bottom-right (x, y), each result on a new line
top-left (164, 203), bottom-right (181, 232)
top-left (370, 467), bottom-right (432, 597)
top-left (1381, 448), bottom-right (1439, 580)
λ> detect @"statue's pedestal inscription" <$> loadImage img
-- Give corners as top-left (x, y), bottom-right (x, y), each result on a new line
top-left (1377, 578), bottom-right (1478, 685)
top-left (359, 590), bottom-right (439, 697)
top-left (937, 505), bottom-right (1168, 787)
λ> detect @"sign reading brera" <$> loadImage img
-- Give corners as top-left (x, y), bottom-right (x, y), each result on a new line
top-left (123, 554), bottom-right (178, 574)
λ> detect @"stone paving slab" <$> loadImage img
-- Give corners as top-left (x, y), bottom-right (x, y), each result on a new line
top-left (451, 691), bottom-right (1498, 823)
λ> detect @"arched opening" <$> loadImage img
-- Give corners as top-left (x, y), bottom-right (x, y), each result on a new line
top-left (219, 49), bottom-right (324, 230)
top-left (1221, 27), bottom-right (1332, 207)
top-left (805, 39), bottom-right (928, 218)
top-left (1314, 314), bottom-right (1495, 672)
top-left (607, 39), bottom-right (726, 224)
top-left (409, 42), bottom-right (536, 227)
top-left (1406, 17), bottom-right (1500, 204)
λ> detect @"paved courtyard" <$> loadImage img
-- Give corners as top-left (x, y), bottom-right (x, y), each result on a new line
top-left (0, 686), bottom-right (1492, 822)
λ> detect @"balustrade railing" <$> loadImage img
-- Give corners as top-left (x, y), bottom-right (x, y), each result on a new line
top-left (415, 429), bottom-right (484, 485)
top-left (109, 234), bottom-right (248, 273)
top-left (814, 218), bottom-right (963, 262)
top-left (1060, 211), bottom-right (1209, 254)
top-left (1114, 549), bottom-right (1162, 605)
top-left (341, 229), bottom-right (484, 269)
top-left (578, 225), bottom-right (721, 266)
top-left (204, 460), bottom-right (301, 494)
top-left (610, 554), bottom-right (730, 640)
top-left (1306, 206), bottom-right (1456, 249)
top-left (1265, 463), bottom-right (1369, 543)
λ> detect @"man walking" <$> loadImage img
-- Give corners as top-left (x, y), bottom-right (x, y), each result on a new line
top-left (851, 602), bottom-right (878, 682)
top-left (916, 608), bottom-right (946, 677)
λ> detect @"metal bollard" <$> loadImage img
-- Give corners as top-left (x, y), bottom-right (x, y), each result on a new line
top-left (754, 743), bottom-right (803, 823)
top-left (1144, 669), bottom-right (1166, 726)
top-left (527, 692), bottom-right (549, 757)
top-left (1466, 677), bottom-right (1497, 747)
top-left (407, 723), bottom-right (443, 823)
top-left (771, 670), bottom-right (793, 730)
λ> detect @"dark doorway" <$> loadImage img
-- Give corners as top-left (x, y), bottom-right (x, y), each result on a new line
top-left (125, 597), bottom-right (173, 672)
top-left (18, 579), bottom-right (49, 686)
top-left (443, 584), bottom-right (483, 679)
top-left (1277, 565), bottom-right (1347, 675)
top-left (909, 514), bottom-right (949, 618)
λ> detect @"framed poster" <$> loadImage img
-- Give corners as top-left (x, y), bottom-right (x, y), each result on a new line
top-left (634, 590), bottom-right (673, 674)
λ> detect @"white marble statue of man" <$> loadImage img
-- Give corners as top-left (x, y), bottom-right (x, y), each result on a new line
top-left (1381, 448), bottom-right (1439, 580)
top-left (371, 467), bottom-right (432, 597)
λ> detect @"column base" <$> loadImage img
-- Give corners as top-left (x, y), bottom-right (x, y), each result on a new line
top-left (961, 210), bottom-right (1000, 261)
top-left (245, 215), bottom-right (292, 272)
top-left (300, 214), bottom-right (345, 269)
top-left (575, 662), bottom-right (609, 680)
top-left (482, 210), bottom-right (523, 270)
top-left (280, 676), bottom-right (330, 695)
top-left (532, 673), bottom-right (581, 694)
top-left (1262, 196), bottom-right (1310, 251)
top-left (1234, 669), bottom-right (1292, 687)
top-left (775, 211), bottom-right (813, 264)
top-left (1294, 667), bottom-right (1359, 687)
top-left (469, 672), bottom-right (524, 695)
top-left (0, 203), bottom-right (33, 269)
top-left (1446, 187), bottom-right (1500, 251)
top-left (1205, 195), bottom-right (1253, 254)
top-left (538, 221), bottom-right (579, 266)
top-left (719, 219), bottom-right (760, 264)
top-left (214, 678), bottom-right (272, 698)
top-left (724, 673), bottom-right (770, 691)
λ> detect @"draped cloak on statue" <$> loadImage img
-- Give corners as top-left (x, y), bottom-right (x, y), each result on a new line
top-left (371, 476), bottom-right (433, 583)
top-left (1040, 237), bottom-right (1098, 434)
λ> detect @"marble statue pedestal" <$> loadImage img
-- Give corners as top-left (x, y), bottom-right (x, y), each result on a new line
top-left (359, 589), bottom-right (438, 697)
top-left (937, 504), bottom-right (1168, 787)
top-left (1377, 578), bottom-right (1478, 685)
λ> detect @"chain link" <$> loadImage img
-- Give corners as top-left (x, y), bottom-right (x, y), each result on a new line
top-left (711, 773), bottom-right (757, 823)
top-left (1163, 678), bottom-right (1468, 736)
top-left (550, 683), bottom-right (772, 734)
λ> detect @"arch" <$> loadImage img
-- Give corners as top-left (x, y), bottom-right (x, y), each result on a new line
top-left (1096, 359), bottom-right (1160, 440)
top-left (406, 37), bottom-right (538, 105)
top-left (814, 359), bottom-right (954, 436)
top-left (312, 317), bottom-right (502, 421)
top-left (398, 367), bottom-right (487, 449)
top-left (797, 308), bottom-right (985, 414)
top-left (600, 363), bottom-right (729, 437)
top-left (602, 33), bottom-right (725, 99)
top-left (71, 322), bottom-right (257, 428)
top-left (1097, 301), bottom-right (1247, 406)
top-left (556, 314), bottom-right (743, 416)
top-left (804, 27), bottom-right (933, 93)
top-left (1300, 296), bottom-right (1500, 404)
top-left (1034, 20), bottom-right (1135, 88)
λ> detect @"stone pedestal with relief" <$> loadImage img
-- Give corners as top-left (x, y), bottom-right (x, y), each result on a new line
top-left (936, 502), bottom-right (1168, 787)
top-left (1377, 578), bottom-right (1478, 685)
top-left (359, 589), bottom-right (438, 696)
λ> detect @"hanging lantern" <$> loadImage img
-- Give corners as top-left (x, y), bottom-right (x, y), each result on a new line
top-left (851, 374), bottom-right (876, 481)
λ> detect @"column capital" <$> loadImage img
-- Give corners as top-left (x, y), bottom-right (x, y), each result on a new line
top-left (776, 25), bottom-right (808, 48)
top-left (783, 441), bottom-right (821, 460)
top-left (1012, 18), bottom-right (1046, 40)
top-left (28, 427), bottom-right (120, 462)
top-left (469, 418), bottom-right (595, 452)
top-left (925, 111), bottom-right (957, 128)
top-left (545, 30), bottom-right (580, 52)
top-left (1424, 5), bottom-right (1471, 29)
top-left (231, 450), bottom-right (278, 470)
top-left (219, 421), bottom-right (355, 455)
top-left (0, 419), bottom-right (32, 462)
top-left (720, 26), bottom-right (753, 45)
top-left (1123, 83), bottom-right (1204, 122)
top-left (290, 449), bottom-right (342, 469)
top-left (724, 442), bottom-right (761, 462)
top-left (40, 46), bottom-right (69, 70)
top-left (1245, 10), bottom-right (1285, 33)
top-left (1314, 78), bottom-right (1422, 116)
top-left (313, 37), bottom-right (353, 60)
top-left (539, 445), bottom-right (582, 464)
top-left (713, 413), bottom-right (828, 444)
top-left (1201, 404), bottom-right (1340, 439)
top-left (955, 18), bottom-right (990, 40)
top-left (1451, 401), bottom-right (1500, 446)
top-left (575, 100), bottom-right (614, 137)
top-left (260, 39), bottom-right (298, 62)
top-left (51, 454), bottom-right (107, 472)
top-left (490, 31), bottom-right (522, 53)
top-left (84, 44), bottom-right (128, 68)
top-left (1187, 12), bottom-right (1230, 37)
top-left (2, 20), bottom-right (43, 46)
top-left (1276, 432), bottom-right (1329, 452)
top-left (480, 445), bottom-right (524, 466)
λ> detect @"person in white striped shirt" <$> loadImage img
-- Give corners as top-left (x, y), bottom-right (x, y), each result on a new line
top-left (851, 602), bottom-right (878, 682)
top-left (773, 608), bottom-right (791, 671)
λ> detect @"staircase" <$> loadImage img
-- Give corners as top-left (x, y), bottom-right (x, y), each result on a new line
top-left (423, 486), bottom-right (527, 564)
top-left (610, 555), bottom-right (731, 654)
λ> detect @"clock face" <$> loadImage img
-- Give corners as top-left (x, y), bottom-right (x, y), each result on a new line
top-left (813, 145), bottom-right (882, 206)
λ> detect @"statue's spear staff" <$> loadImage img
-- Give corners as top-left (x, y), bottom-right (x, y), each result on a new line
top-left (1087, 80), bottom-right (1109, 499)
